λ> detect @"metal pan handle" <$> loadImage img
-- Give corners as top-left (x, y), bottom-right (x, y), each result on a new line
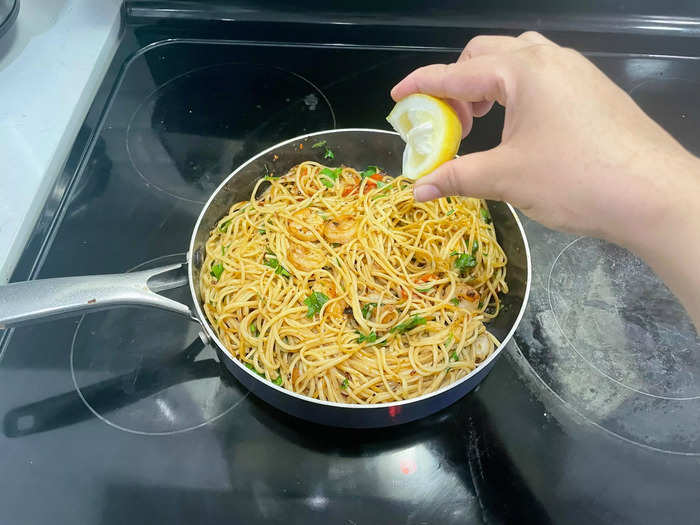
top-left (0, 263), bottom-right (195, 329)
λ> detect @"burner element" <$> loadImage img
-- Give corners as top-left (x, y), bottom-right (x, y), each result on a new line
top-left (549, 237), bottom-right (700, 399)
top-left (515, 232), bottom-right (700, 455)
top-left (126, 63), bottom-right (335, 203)
top-left (70, 254), bottom-right (248, 435)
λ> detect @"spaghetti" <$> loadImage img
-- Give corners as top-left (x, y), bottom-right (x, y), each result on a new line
top-left (200, 161), bottom-right (507, 404)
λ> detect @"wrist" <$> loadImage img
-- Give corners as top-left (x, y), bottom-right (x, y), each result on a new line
top-left (613, 150), bottom-right (700, 255)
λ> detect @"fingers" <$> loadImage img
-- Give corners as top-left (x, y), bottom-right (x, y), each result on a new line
top-left (413, 147), bottom-right (512, 202)
top-left (472, 100), bottom-right (494, 118)
top-left (518, 30), bottom-right (553, 45)
top-left (445, 98), bottom-right (474, 137)
top-left (459, 35), bottom-right (527, 61)
top-left (458, 31), bottom-right (553, 61)
top-left (391, 56), bottom-right (510, 106)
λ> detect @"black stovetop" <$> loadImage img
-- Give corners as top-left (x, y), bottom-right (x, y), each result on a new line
top-left (1, 7), bottom-right (699, 524)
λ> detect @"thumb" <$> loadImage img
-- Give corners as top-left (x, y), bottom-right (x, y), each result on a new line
top-left (413, 147), bottom-right (511, 202)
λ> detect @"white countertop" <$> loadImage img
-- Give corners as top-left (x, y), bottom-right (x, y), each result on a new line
top-left (0, 0), bottom-right (122, 283)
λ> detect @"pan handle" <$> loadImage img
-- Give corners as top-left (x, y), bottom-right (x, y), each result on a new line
top-left (0, 263), bottom-right (196, 329)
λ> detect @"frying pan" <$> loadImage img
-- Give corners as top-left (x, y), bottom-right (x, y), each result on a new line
top-left (0, 129), bottom-right (531, 428)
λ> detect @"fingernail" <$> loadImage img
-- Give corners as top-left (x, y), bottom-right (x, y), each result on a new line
top-left (414, 184), bottom-right (441, 202)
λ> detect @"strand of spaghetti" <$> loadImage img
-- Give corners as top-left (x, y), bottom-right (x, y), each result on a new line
top-left (200, 161), bottom-right (507, 404)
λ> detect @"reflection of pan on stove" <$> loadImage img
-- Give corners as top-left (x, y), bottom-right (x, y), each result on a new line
top-left (2, 338), bottom-right (233, 437)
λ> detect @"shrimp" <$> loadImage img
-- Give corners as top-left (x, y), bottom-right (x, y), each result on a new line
top-left (472, 333), bottom-right (493, 362)
top-left (287, 243), bottom-right (325, 272)
top-left (453, 284), bottom-right (480, 311)
top-left (323, 215), bottom-right (357, 244)
top-left (287, 208), bottom-right (323, 242)
top-left (324, 287), bottom-right (347, 318)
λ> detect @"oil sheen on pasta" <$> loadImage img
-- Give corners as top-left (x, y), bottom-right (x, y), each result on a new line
top-left (200, 161), bottom-right (508, 404)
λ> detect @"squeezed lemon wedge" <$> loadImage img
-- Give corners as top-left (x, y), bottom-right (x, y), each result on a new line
top-left (386, 94), bottom-right (462, 180)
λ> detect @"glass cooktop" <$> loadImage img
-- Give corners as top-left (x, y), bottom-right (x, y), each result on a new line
top-left (1, 13), bottom-right (699, 525)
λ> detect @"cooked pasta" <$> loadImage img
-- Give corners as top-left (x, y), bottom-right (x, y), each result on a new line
top-left (200, 161), bottom-right (507, 404)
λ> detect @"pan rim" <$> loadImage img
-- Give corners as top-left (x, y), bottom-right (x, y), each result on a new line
top-left (188, 128), bottom-right (531, 410)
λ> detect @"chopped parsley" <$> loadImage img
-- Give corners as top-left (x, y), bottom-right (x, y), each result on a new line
top-left (210, 263), bottom-right (224, 280)
top-left (472, 240), bottom-right (479, 254)
top-left (356, 331), bottom-right (378, 344)
top-left (323, 147), bottom-right (335, 159)
top-left (341, 378), bottom-right (349, 389)
top-left (312, 140), bottom-right (327, 149)
top-left (480, 207), bottom-right (492, 224)
top-left (416, 286), bottom-right (433, 293)
top-left (450, 297), bottom-right (460, 306)
top-left (304, 291), bottom-right (329, 318)
top-left (258, 229), bottom-right (266, 234)
top-left (449, 350), bottom-right (459, 362)
top-left (391, 315), bottom-right (427, 334)
top-left (446, 209), bottom-right (455, 216)
top-left (451, 252), bottom-right (477, 276)
top-left (273, 375), bottom-right (283, 386)
top-left (249, 323), bottom-right (259, 337)
top-left (319, 167), bottom-right (341, 188)
top-left (263, 255), bottom-right (291, 277)
top-left (360, 166), bottom-right (379, 178)
top-left (361, 302), bottom-right (377, 319)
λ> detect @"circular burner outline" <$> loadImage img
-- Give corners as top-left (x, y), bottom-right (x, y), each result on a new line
top-left (547, 236), bottom-right (700, 401)
top-left (126, 62), bottom-right (336, 204)
top-left (510, 342), bottom-right (700, 456)
top-left (70, 253), bottom-right (249, 436)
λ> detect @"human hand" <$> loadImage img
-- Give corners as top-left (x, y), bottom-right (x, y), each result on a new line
top-left (391, 32), bottom-right (700, 251)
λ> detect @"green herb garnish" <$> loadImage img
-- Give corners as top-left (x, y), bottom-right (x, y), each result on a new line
top-left (452, 252), bottom-right (477, 275)
top-left (341, 378), bottom-right (349, 389)
top-left (249, 323), bottom-right (259, 337)
top-left (356, 331), bottom-right (378, 344)
top-left (210, 263), bottom-right (224, 280)
top-left (273, 375), bottom-right (283, 386)
top-left (450, 297), bottom-right (460, 306)
top-left (258, 229), bottom-right (266, 234)
top-left (449, 350), bottom-right (459, 362)
top-left (360, 166), bottom-right (379, 178)
top-left (446, 209), bottom-right (455, 216)
top-left (319, 167), bottom-right (341, 188)
top-left (361, 302), bottom-right (377, 319)
top-left (472, 240), bottom-right (479, 254)
top-left (324, 147), bottom-right (335, 159)
top-left (391, 315), bottom-right (427, 334)
top-left (264, 256), bottom-right (291, 277)
top-left (312, 140), bottom-right (327, 149)
top-left (445, 334), bottom-right (454, 348)
top-left (304, 291), bottom-right (329, 318)
top-left (480, 207), bottom-right (492, 224)
top-left (416, 286), bottom-right (433, 293)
